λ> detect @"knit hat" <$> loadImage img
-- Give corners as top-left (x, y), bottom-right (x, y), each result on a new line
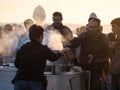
top-left (88, 12), bottom-right (97, 22)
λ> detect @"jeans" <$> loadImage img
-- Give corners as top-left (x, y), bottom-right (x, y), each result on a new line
top-left (14, 80), bottom-right (44, 90)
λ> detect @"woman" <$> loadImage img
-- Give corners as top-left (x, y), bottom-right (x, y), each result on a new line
top-left (12, 24), bottom-right (65, 90)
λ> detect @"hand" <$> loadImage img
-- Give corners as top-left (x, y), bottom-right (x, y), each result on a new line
top-left (88, 54), bottom-right (93, 64)
top-left (60, 47), bottom-right (70, 54)
top-left (64, 41), bottom-right (71, 47)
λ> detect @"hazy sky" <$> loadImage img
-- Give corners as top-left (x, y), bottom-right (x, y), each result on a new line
top-left (0, 0), bottom-right (120, 24)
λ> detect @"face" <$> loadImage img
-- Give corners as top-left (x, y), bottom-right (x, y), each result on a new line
top-left (66, 51), bottom-right (76, 60)
top-left (87, 19), bottom-right (101, 35)
top-left (27, 23), bottom-right (33, 31)
top-left (52, 16), bottom-right (62, 26)
top-left (38, 33), bottom-right (44, 43)
top-left (111, 24), bottom-right (120, 35)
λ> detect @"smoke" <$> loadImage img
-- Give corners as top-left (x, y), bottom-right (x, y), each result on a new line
top-left (14, 24), bottom-right (26, 38)
top-left (42, 30), bottom-right (63, 50)
top-left (0, 25), bottom-right (18, 57)
top-left (0, 37), bottom-right (13, 57)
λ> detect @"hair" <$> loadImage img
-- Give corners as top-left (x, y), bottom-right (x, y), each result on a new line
top-left (29, 24), bottom-right (44, 41)
top-left (111, 17), bottom-right (120, 26)
top-left (24, 19), bottom-right (34, 28)
top-left (3, 24), bottom-right (13, 31)
top-left (89, 18), bottom-right (101, 26)
top-left (108, 32), bottom-right (116, 42)
top-left (76, 26), bottom-right (86, 35)
top-left (53, 11), bottom-right (62, 18)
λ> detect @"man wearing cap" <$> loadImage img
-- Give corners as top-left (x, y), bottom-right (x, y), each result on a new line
top-left (66, 18), bottom-right (111, 90)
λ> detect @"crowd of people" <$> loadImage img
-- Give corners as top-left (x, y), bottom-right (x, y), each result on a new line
top-left (0, 5), bottom-right (120, 90)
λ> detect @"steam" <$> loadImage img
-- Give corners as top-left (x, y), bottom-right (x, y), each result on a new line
top-left (42, 30), bottom-right (63, 50)
top-left (14, 24), bottom-right (26, 38)
top-left (0, 4), bottom-right (46, 59)
top-left (0, 37), bottom-right (14, 57)
top-left (0, 25), bottom-right (19, 57)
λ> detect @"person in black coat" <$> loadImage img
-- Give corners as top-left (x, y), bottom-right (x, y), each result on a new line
top-left (12, 24), bottom-right (66, 90)
top-left (66, 18), bottom-right (111, 90)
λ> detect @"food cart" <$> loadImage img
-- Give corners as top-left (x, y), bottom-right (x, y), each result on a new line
top-left (0, 66), bottom-right (90, 90)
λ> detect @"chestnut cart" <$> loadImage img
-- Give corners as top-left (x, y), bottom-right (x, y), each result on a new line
top-left (45, 71), bottom-right (91, 90)
top-left (0, 66), bottom-right (90, 90)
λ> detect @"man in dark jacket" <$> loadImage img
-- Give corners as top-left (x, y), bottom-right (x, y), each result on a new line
top-left (66, 18), bottom-right (111, 90)
top-left (12, 24), bottom-right (66, 90)
top-left (43, 11), bottom-right (73, 66)
top-left (44, 11), bottom-right (73, 47)
top-left (110, 17), bottom-right (120, 90)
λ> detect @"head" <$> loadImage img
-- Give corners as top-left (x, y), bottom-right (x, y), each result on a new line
top-left (76, 26), bottom-right (86, 36)
top-left (32, 5), bottom-right (46, 25)
top-left (14, 24), bottom-right (26, 36)
top-left (65, 49), bottom-right (77, 65)
top-left (87, 18), bottom-right (101, 36)
top-left (24, 19), bottom-right (34, 31)
top-left (52, 12), bottom-right (63, 27)
top-left (111, 17), bottom-right (120, 35)
top-left (3, 24), bottom-right (13, 32)
top-left (66, 49), bottom-right (76, 60)
top-left (88, 12), bottom-right (97, 22)
top-left (29, 24), bottom-right (44, 43)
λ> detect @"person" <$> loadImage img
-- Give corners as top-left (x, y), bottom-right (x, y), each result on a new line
top-left (107, 32), bottom-right (116, 59)
top-left (44, 11), bottom-right (73, 47)
top-left (43, 11), bottom-right (73, 66)
top-left (75, 12), bottom-right (97, 36)
top-left (65, 49), bottom-right (79, 66)
top-left (1, 24), bottom-right (18, 62)
top-left (76, 26), bottom-right (86, 36)
top-left (65, 18), bottom-right (111, 90)
top-left (32, 5), bottom-right (46, 26)
top-left (12, 24), bottom-right (66, 90)
top-left (110, 17), bottom-right (120, 90)
top-left (17, 19), bottom-right (34, 49)
top-left (14, 24), bottom-right (26, 39)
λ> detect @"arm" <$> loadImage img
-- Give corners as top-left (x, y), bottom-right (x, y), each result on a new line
top-left (45, 46), bottom-right (62, 62)
top-left (66, 32), bottom-right (86, 48)
top-left (14, 50), bottom-right (20, 68)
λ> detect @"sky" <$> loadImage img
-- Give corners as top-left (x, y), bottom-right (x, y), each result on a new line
top-left (0, 0), bottom-right (120, 25)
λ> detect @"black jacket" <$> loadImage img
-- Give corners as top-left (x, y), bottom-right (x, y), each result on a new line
top-left (12, 41), bottom-right (61, 87)
top-left (68, 31), bottom-right (111, 72)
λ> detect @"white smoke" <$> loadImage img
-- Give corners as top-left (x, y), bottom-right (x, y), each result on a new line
top-left (0, 27), bottom-right (18, 57)
top-left (14, 24), bottom-right (26, 38)
top-left (42, 30), bottom-right (63, 50)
